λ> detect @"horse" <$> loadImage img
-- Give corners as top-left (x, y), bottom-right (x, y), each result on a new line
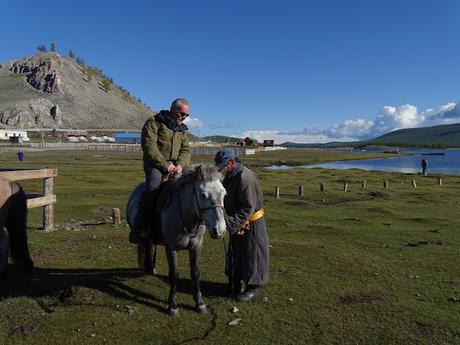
top-left (126, 165), bottom-right (227, 316)
top-left (0, 177), bottom-right (34, 277)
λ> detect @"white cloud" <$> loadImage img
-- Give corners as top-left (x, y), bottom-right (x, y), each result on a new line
top-left (234, 100), bottom-right (460, 144)
top-left (325, 118), bottom-right (374, 139)
top-left (210, 122), bottom-right (238, 129)
top-left (367, 102), bottom-right (460, 137)
top-left (184, 117), bottom-right (204, 128)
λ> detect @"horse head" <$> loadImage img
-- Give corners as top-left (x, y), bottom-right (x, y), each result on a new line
top-left (193, 165), bottom-right (227, 239)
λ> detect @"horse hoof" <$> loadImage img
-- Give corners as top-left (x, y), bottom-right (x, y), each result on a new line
top-left (196, 304), bottom-right (208, 314)
top-left (168, 307), bottom-right (179, 317)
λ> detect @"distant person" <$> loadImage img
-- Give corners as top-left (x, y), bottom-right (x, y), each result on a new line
top-left (215, 149), bottom-right (269, 302)
top-left (17, 150), bottom-right (23, 161)
top-left (421, 159), bottom-right (428, 176)
top-left (133, 98), bottom-right (191, 273)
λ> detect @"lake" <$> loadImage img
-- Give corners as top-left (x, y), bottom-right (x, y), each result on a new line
top-left (267, 149), bottom-right (460, 175)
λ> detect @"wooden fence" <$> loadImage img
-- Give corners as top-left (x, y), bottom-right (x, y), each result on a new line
top-left (87, 144), bottom-right (141, 152)
top-left (274, 177), bottom-right (444, 198)
top-left (0, 168), bottom-right (57, 231)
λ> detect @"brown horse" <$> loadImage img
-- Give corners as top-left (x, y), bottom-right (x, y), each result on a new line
top-left (0, 177), bottom-right (33, 276)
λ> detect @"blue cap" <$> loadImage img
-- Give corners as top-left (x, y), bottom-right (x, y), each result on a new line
top-left (215, 149), bottom-right (236, 170)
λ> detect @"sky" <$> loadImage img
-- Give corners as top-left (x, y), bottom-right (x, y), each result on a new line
top-left (1, 0), bottom-right (459, 143)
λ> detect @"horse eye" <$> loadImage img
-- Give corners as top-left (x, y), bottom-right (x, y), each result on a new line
top-left (200, 192), bottom-right (206, 199)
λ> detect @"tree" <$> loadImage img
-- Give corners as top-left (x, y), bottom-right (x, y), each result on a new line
top-left (100, 78), bottom-right (112, 91)
top-left (76, 57), bottom-right (86, 67)
top-left (37, 45), bottom-right (47, 53)
top-left (50, 42), bottom-right (56, 52)
top-left (68, 50), bottom-right (75, 59)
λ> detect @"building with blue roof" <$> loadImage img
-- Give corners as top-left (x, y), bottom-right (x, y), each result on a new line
top-left (114, 132), bottom-right (141, 144)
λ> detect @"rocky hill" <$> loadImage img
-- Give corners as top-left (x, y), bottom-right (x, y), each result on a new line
top-left (0, 52), bottom-right (154, 129)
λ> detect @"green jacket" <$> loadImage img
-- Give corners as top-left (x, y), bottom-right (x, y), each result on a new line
top-left (141, 110), bottom-right (191, 173)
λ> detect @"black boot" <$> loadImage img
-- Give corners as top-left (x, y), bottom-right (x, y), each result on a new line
top-left (236, 285), bottom-right (259, 302)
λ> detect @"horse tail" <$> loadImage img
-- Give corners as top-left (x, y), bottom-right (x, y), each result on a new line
top-left (6, 182), bottom-right (33, 270)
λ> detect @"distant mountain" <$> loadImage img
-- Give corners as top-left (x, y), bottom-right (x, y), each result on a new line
top-left (281, 123), bottom-right (460, 149)
top-left (363, 123), bottom-right (460, 148)
top-left (0, 52), bottom-right (154, 129)
top-left (201, 135), bottom-right (243, 144)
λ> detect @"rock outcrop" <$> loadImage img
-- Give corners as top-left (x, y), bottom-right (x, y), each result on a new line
top-left (0, 98), bottom-right (60, 127)
top-left (9, 53), bottom-right (63, 94)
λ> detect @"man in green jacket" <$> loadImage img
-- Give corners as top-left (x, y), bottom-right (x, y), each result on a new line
top-left (142, 98), bottom-right (191, 187)
top-left (135, 98), bottom-right (191, 273)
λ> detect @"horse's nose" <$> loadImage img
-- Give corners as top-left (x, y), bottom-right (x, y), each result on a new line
top-left (212, 226), bottom-right (225, 239)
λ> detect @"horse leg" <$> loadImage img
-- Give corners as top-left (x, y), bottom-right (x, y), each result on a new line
top-left (141, 239), bottom-right (155, 275)
top-left (165, 246), bottom-right (179, 316)
top-left (189, 245), bottom-right (207, 313)
top-left (0, 230), bottom-right (9, 277)
top-left (6, 184), bottom-right (33, 271)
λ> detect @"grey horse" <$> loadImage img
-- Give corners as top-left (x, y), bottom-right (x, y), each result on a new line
top-left (126, 165), bottom-right (226, 315)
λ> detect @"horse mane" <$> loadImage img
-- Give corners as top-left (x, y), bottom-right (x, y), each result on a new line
top-left (176, 164), bottom-right (222, 185)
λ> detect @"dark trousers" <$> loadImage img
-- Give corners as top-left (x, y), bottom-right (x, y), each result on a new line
top-left (145, 168), bottom-right (163, 192)
top-left (139, 168), bottom-right (164, 274)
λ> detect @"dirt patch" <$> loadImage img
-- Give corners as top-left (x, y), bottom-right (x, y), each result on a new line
top-left (404, 217), bottom-right (431, 224)
top-left (92, 204), bottom-right (117, 220)
top-left (367, 206), bottom-right (393, 214)
top-left (284, 200), bottom-right (317, 208)
top-left (56, 220), bottom-right (108, 231)
top-left (414, 321), bottom-right (436, 337)
top-left (8, 322), bottom-right (38, 337)
top-left (336, 293), bottom-right (382, 307)
top-left (368, 191), bottom-right (385, 199)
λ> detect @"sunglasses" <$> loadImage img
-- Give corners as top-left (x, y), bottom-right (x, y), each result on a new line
top-left (178, 112), bottom-right (189, 118)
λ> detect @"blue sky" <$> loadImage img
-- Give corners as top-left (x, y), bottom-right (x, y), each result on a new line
top-left (1, 0), bottom-right (459, 143)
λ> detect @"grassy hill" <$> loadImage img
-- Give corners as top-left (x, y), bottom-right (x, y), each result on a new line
top-left (364, 123), bottom-right (460, 148)
top-left (201, 135), bottom-right (242, 144)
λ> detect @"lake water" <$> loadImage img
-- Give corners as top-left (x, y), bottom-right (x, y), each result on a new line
top-left (267, 149), bottom-right (460, 175)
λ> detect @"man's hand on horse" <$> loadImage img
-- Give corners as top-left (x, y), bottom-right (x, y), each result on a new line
top-left (175, 164), bottom-right (183, 175)
top-left (166, 162), bottom-right (176, 174)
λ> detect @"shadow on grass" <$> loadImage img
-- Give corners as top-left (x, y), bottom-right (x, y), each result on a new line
top-left (0, 266), bottom-right (229, 314)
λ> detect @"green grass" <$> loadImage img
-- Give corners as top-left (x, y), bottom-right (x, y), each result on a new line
top-left (0, 149), bottom-right (459, 344)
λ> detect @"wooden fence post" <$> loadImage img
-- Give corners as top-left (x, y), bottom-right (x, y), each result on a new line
top-left (43, 177), bottom-right (54, 231)
top-left (438, 177), bottom-right (443, 186)
top-left (298, 185), bottom-right (304, 197)
top-left (112, 208), bottom-right (121, 224)
top-left (320, 183), bottom-right (326, 192)
top-left (411, 179), bottom-right (417, 188)
top-left (384, 180), bottom-right (389, 189)
top-left (362, 180), bottom-right (366, 189)
top-left (275, 186), bottom-right (280, 198)
top-left (343, 182), bottom-right (348, 192)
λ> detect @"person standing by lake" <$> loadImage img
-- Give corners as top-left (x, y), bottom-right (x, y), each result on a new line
top-left (421, 159), bottom-right (428, 175)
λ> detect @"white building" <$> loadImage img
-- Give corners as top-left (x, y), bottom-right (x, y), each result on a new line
top-left (0, 129), bottom-right (30, 142)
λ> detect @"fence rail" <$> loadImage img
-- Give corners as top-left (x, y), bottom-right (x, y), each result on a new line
top-left (0, 168), bottom-right (57, 231)
top-left (87, 144), bottom-right (141, 152)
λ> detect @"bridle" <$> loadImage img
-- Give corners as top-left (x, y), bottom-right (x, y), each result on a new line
top-left (193, 182), bottom-right (224, 217)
